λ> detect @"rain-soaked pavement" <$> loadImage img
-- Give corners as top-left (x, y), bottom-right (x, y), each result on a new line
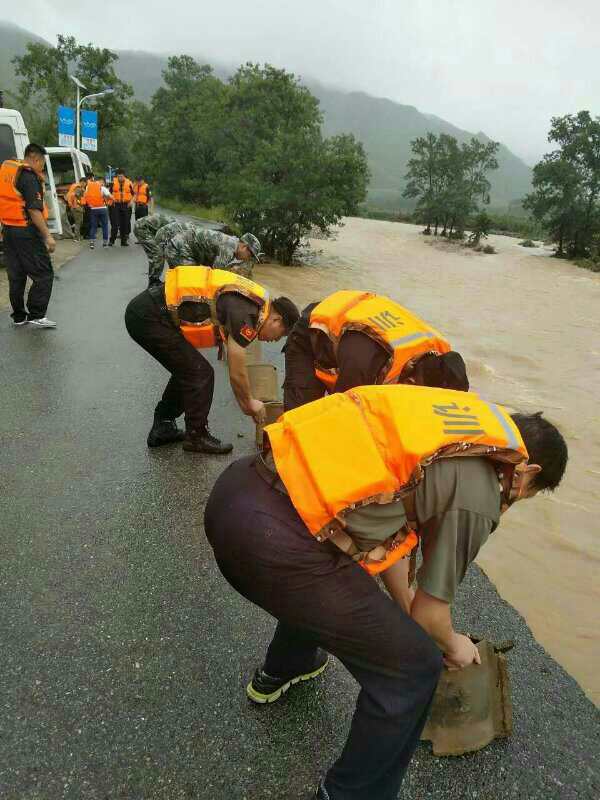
top-left (0, 243), bottom-right (598, 800)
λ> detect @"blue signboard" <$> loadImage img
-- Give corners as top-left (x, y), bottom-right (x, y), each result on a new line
top-left (57, 106), bottom-right (75, 147)
top-left (81, 109), bottom-right (98, 152)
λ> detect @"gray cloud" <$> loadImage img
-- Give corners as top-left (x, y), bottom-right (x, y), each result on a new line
top-left (6, 0), bottom-right (600, 163)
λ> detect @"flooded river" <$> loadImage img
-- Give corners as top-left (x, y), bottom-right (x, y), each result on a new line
top-left (257, 217), bottom-right (600, 705)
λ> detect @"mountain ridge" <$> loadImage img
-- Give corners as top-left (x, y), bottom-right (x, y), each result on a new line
top-left (0, 21), bottom-right (532, 207)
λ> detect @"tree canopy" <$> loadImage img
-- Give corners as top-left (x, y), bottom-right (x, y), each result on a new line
top-left (524, 111), bottom-right (600, 258)
top-left (403, 133), bottom-right (499, 237)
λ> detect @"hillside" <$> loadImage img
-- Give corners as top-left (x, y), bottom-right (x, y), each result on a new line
top-left (0, 21), bottom-right (532, 208)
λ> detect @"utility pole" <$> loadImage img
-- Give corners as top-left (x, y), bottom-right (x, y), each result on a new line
top-left (70, 75), bottom-right (114, 150)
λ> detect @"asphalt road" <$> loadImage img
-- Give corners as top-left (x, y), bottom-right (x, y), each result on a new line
top-left (0, 244), bottom-right (598, 800)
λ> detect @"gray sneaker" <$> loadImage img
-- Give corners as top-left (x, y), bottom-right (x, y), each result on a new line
top-left (29, 317), bottom-right (57, 329)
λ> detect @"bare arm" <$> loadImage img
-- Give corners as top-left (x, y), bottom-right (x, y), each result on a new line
top-left (226, 336), bottom-right (265, 422)
top-left (380, 558), bottom-right (414, 615)
top-left (29, 209), bottom-right (55, 252)
top-left (411, 588), bottom-right (481, 669)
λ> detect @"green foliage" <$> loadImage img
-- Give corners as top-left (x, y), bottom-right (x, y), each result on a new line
top-left (137, 61), bottom-right (369, 264)
top-left (403, 133), bottom-right (499, 237)
top-left (520, 239), bottom-right (536, 247)
top-left (469, 211), bottom-right (492, 245)
top-left (156, 197), bottom-right (236, 231)
top-left (136, 57), bottom-right (227, 202)
top-left (524, 111), bottom-right (600, 258)
top-left (11, 34), bottom-right (133, 166)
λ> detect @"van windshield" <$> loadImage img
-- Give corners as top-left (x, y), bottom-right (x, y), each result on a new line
top-left (49, 153), bottom-right (76, 195)
top-left (0, 124), bottom-right (17, 163)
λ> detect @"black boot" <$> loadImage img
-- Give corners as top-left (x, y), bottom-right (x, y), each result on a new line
top-left (147, 418), bottom-right (185, 448)
top-left (182, 428), bottom-right (233, 454)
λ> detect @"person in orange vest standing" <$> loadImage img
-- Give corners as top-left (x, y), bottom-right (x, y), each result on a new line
top-left (0, 143), bottom-right (57, 328)
top-left (65, 176), bottom-right (87, 241)
top-left (132, 176), bottom-right (151, 221)
top-left (203, 386), bottom-right (568, 800)
top-left (83, 175), bottom-right (113, 249)
top-left (110, 168), bottom-right (134, 247)
top-left (283, 290), bottom-right (469, 411)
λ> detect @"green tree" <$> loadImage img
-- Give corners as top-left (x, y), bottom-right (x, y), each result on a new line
top-left (219, 65), bottom-right (369, 263)
top-left (404, 133), bottom-right (498, 237)
top-left (12, 35), bottom-right (133, 165)
top-left (524, 112), bottom-right (600, 257)
top-left (136, 56), bottom-right (226, 202)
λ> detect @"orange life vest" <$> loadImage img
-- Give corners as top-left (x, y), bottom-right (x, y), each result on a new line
top-left (112, 177), bottom-right (133, 203)
top-left (0, 159), bottom-right (48, 227)
top-left (264, 384), bottom-right (528, 575)
top-left (66, 182), bottom-right (84, 209)
top-left (164, 266), bottom-right (271, 349)
top-left (309, 291), bottom-right (451, 391)
top-left (133, 181), bottom-right (149, 204)
top-left (84, 180), bottom-right (107, 208)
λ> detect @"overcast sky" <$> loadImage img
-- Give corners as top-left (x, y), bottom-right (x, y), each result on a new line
top-left (5, 0), bottom-right (599, 164)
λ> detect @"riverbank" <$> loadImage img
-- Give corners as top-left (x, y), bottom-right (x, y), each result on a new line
top-left (255, 217), bottom-right (600, 706)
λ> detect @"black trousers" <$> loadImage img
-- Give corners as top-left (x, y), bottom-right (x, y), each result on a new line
top-left (3, 227), bottom-right (54, 322)
top-left (124, 288), bottom-right (214, 431)
top-left (134, 204), bottom-right (149, 220)
top-left (204, 457), bottom-right (442, 800)
top-left (110, 202), bottom-right (132, 244)
top-left (81, 206), bottom-right (90, 239)
top-left (283, 322), bottom-right (327, 411)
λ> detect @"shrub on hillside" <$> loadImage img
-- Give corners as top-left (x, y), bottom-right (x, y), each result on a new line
top-left (520, 239), bottom-right (536, 247)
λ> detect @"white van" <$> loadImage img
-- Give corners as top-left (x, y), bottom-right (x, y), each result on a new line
top-left (0, 108), bottom-right (66, 235)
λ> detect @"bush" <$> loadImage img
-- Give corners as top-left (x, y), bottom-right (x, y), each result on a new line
top-left (483, 244), bottom-right (496, 254)
top-left (520, 239), bottom-right (537, 247)
top-left (575, 258), bottom-right (600, 273)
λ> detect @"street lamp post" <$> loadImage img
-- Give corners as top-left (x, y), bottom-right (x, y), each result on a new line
top-left (70, 75), bottom-right (114, 150)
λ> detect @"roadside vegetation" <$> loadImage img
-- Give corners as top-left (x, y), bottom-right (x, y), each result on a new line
top-left (9, 35), bottom-right (600, 273)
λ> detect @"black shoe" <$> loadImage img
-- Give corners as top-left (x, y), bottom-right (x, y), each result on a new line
top-left (89, 241), bottom-right (95, 249)
top-left (147, 418), bottom-right (185, 448)
top-left (182, 429), bottom-right (233, 454)
top-left (246, 656), bottom-right (329, 704)
top-left (121, 241), bottom-right (129, 247)
top-left (109, 241), bottom-right (115, 247)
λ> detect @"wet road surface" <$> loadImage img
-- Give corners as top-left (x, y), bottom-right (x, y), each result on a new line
top-left (0, 243), bottom-right (598, 799)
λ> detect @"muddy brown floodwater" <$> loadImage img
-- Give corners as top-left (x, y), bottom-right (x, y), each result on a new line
top-left (256, 217), bottom-right (600, 706)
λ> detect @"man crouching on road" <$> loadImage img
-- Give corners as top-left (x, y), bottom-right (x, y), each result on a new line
top-left (164, 226), bottom-right (262, 277)
top-left (125, 265), bottom-right (299, 453)
top-left (204, 386), bottom-right (567, 799)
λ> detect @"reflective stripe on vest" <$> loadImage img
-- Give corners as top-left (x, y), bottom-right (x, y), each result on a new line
top-left (309, 291), bottom-right (451, 390)
top-left (134, 182), bottom-right (149, 204)
top-left (112, 177), bottom-right (133, 202)
top-left (164, 266), bottom-right (270, 349)
top-left (265, 384), bottom-right (528, 575)
top-left (84, 180), bottom-right (105, 208)
top-left (0, 159), bottom-right (48, 227)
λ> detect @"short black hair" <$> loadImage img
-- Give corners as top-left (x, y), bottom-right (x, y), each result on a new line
top-left (24, 143), bottom-right (47, 158)
top-left (511, 412), bottom-right (568, 492)
top-left (415, 351), bottom-right (469, 392)
top-left (272, 296), bottom-right (300, 332)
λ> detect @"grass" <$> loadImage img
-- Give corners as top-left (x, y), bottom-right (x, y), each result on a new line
top-left (156, 197), bottom-right (238, 232)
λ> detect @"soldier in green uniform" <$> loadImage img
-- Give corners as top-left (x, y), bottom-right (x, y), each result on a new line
top-left (133, 212), bottom-right (174, 286)
top-left (164, 228), bottom-right (262, 276)
top-left (148, 219), bottom-right (197, 286)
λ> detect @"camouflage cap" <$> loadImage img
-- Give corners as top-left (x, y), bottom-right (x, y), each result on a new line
top-left (240, 233), bottom-right (263, 262)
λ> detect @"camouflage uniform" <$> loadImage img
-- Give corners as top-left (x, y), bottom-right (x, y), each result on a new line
top-left (149, 220), bottom-right (197, 284)
top-left (164, 227), bottom-right (241, 272)
top-left (134, 213), bottom-right (174, 284)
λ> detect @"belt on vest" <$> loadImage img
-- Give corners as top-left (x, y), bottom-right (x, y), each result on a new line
top-left (253, 454), bottom-right (290, 496)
